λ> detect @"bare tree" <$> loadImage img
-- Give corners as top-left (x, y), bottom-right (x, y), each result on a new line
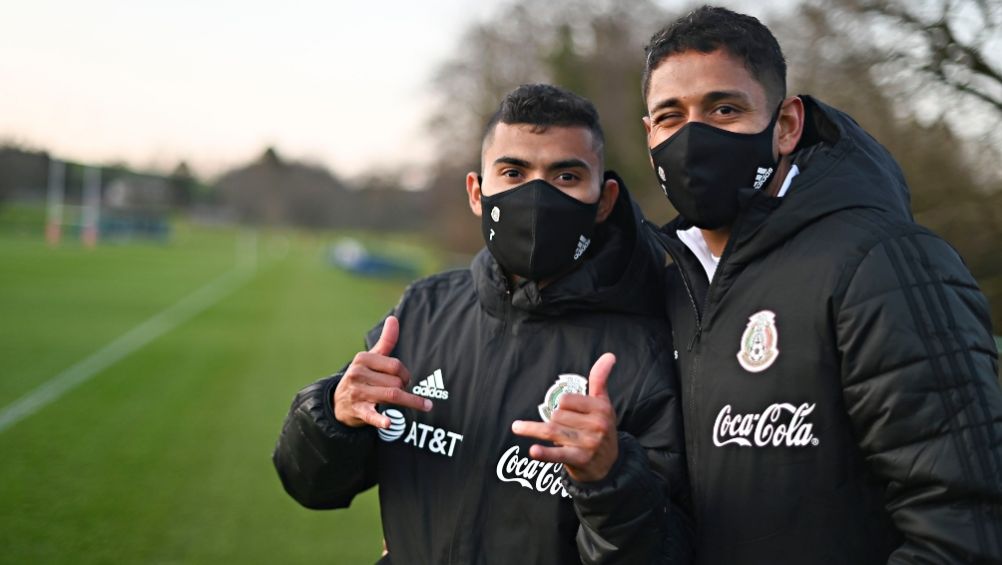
top-left (813, 0), bottom-right (1002, 184)
top-left (830, 0), bottom-right (1001, 111)
top-left (782, 1), bottom-right (1002, 334)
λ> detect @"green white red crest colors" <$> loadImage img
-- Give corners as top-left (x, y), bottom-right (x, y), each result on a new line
top-left (737, 310), bottom-right (779, 373)
top-left (538, 374), bottom-right (587, 422)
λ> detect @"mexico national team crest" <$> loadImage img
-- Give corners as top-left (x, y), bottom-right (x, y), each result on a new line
top-left (538, 374), bottom-right (588, 422)
top-left (737, 310), bottom-right (780, 373)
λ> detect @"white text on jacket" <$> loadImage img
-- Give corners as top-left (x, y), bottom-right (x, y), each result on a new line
top-left (495, 445), bottom-right (571, 498)
top-left (713, 403), bottom-right (819, 447)
top-left (378, 408), bottom-right (464, 457)
top-left (404, 422), bottom-right (463, 456)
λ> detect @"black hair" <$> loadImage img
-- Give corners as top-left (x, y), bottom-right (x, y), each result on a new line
top-left (483, 84), bottom-right (605, 154)
top-left (642, 5), bottom-right (787, 106)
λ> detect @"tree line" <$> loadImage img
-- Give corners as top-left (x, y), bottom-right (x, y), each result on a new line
top-left (420, 0), bottom-right (1002, 330)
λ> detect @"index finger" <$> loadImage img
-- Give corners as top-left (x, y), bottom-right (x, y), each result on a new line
top-left (371, 386), bottom-right (433, 413)
top-left (511, 420), bottom-right (563, 444)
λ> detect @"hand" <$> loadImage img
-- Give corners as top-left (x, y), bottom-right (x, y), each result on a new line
top-left (333, 316), bottom-right (432, 428)
top-left (511, 353), bottom-right (619, 483)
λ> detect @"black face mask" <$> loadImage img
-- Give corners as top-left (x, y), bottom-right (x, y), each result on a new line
top-left (479, 178), bottom-right (599, 281)
top-left (650, 107), bottom-right (780, 229)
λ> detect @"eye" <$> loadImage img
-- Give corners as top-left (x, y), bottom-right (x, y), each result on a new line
top-left (712, 104), bottom-right (740, 117)
top-left (500, 168), bottom-right (522, 179)
top-left (653, 111), bottom-right (679, 125)
top-left (652, 110), bottom-right (690, 134)
top-left (556, 172), bottom-right (579, 182)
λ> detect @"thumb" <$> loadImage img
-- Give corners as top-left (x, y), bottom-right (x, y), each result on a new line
top-left (588, 353), bottom-right (616, 399)
top-left (369, 315), bottom-right (399, 356)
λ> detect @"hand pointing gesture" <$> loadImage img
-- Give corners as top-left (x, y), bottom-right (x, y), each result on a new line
top-left (511, 353), bottom-right (619, 483)
top-left (333, 316), bottom-right (432, 429)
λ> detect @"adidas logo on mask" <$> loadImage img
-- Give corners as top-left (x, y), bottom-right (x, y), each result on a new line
top-left (573, 235), bottom-right (591, 261)
top-left (753, 167), bottom-right (774, 190)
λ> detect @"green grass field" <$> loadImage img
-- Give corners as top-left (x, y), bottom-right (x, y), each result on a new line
top-left (0, 221), bottom-right (424, 564)
top-left (3, 209), bottom-right (999, 565)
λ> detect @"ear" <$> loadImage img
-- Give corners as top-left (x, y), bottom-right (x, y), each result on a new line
top-left (595, 177), bottom-right (620, 223)
top-left (775, 96), bottom-right (805, 157)
top-left (466, 172), bottom-right (483, 217)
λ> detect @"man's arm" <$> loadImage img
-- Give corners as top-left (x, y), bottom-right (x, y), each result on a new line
top-left (272, 316), bottom-right (431, 509)
top-left (836, 229), bottom-right (1002, 563)
top-left (566, 431), bottom-right (692, 565)
top-left (512, 352), bottom-right (693, 564)
top-left (272, 372), bottom-right (377, 509)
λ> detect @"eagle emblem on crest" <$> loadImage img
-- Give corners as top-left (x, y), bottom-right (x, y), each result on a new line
top-left (737, 310), bottom-right (779, 373)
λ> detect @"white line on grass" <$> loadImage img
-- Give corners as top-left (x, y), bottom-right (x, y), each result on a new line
top-left (0, 234), bottom-right (259, 434)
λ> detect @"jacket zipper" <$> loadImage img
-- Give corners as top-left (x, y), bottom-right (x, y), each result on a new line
top-left (649, 217), bottom-right (742, 542)
top-left (448, 287), bottom-right (512, 564)
top-left (686, 212), bottom-right (749, 543)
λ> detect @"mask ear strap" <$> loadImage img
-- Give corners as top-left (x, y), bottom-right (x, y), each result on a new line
top-left (477, 174), bottom-right (483, 186)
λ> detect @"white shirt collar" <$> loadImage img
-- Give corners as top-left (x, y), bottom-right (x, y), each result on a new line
top-left (677, 165), bottom-right (800, 282)
top-left (677, 225), bottom-right (720, 282)
top-left (776, 164), bottom-right (799, 198)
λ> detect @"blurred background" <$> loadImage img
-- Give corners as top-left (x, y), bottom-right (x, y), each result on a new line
top-left (1, 0), bottom-right (999, 563)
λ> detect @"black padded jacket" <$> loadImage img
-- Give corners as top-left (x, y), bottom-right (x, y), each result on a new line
top-left (650, 96), bottom-right (1002, 564)
top-left (274, 182), bottom-right (693, 564)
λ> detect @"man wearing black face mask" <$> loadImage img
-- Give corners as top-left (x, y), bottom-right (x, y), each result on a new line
top-left (272, 84), bottom-right (692, 564)
top-left (642, 6), bottom-right (1002, 564)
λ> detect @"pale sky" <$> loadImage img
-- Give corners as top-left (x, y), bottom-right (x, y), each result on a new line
top-left (0, 0), bottom-right (509, 180)
top-left (0, 1), bottom-right (790, 182)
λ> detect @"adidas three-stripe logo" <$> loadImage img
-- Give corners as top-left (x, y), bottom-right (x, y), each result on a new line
top-left (412, 369), bottom-right (449, 400)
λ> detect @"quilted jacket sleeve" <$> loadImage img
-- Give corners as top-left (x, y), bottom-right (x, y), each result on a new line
top-left (563, 345), bottom-right (694, 565)
top-left (835, 228), bottom-right (1002, 563)
top-left (272, 370), bottom-right (379, 510)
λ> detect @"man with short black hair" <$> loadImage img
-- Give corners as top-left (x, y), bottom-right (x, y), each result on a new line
top-left (273, 84), bottom-right (692, 564)
top-left (641, 5), bottom-right (1002, 563)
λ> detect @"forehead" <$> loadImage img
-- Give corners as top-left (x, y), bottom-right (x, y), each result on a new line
top-left (483, 123), bottom-right (599, 168)
top-left (645, 48), bottom-right (767, 109)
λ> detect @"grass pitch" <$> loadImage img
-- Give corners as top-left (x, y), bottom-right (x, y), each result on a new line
top-left (0, 222), bottom-right (421, 564)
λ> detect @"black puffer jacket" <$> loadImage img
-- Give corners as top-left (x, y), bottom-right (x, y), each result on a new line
top-left (273, 182), bottom-right (692, 564)
top-left (650, 96), bottom-right (1002, 564)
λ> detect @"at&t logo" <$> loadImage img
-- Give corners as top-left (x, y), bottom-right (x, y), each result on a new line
top-left (378, 408), bottom-right (463, 457)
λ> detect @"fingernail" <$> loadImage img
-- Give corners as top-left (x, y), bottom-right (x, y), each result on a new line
top-left (423, 399), bottom-right (433, 411)
top-left (511, 421), bottom-right (523, 432)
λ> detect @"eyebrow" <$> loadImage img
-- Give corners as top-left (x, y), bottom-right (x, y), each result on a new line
top-left (493, 156), bottom-right (530, 168)
top-left (649, 90), bottom-right (753, 114)
top-left (492, 157), bottom-right (590, 171)
top-left (547, 158), bottom-right (589, 172)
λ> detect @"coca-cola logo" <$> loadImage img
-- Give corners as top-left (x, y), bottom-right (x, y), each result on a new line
top-left (495, 445), bottom-right (571, 498)
top-left (713, 403), bottom-right (820, 447)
